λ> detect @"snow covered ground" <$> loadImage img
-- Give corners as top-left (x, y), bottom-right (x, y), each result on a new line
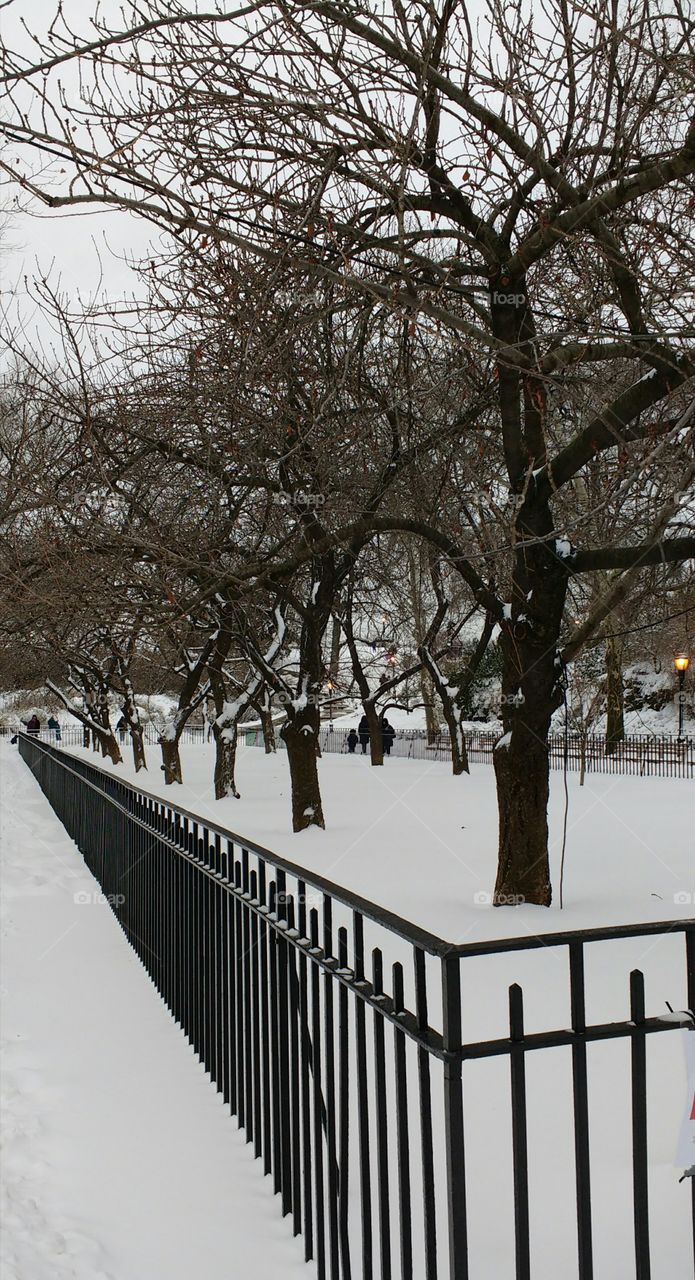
top-left (63, 737), bottom-right (695, 942)
top-left (0, 742), bottom-right (313, 1280)
top-left (3, 737), bottom-right (694, 1278)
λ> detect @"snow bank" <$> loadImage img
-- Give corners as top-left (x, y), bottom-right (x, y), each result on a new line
top-left (0, 743), bottom-right (313, 1280)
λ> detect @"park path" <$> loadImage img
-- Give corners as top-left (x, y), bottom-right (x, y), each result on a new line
top-left (0, 742), bottom-right (313, 1280)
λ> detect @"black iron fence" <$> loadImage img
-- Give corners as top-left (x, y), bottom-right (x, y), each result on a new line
top-left (4, 721), bottom-right (693, 777)
top-left (0, 723), bottom-right (209, 747)
top-left (17, 733), bottom-right (695, 1279)
top-left (242, 724), bottom-right (695, 779)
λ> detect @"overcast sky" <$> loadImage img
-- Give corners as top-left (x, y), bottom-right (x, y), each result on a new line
top-left (1, 0), bottom-right (156, 353)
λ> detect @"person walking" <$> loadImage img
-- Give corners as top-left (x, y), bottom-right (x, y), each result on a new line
top-left (116, 715), bottom-right (128, 743)
top-left (358, 714), bottom-right (370, 754)
top-left (382, 718), bottom-right (395, 756)
top-left (25, 714), bottom-right (41, 737)
top-left (47, 715), bottom-right (62, 743)
top-left (347, 728), bottom-right (359, 754)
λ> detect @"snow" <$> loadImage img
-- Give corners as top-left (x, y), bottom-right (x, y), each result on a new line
top-left (0, 743), bottom-right (313, 1280)
top-left (555, 537), bottom-right (573, 558)
top-left (57, 739), bottom-right (694, 943)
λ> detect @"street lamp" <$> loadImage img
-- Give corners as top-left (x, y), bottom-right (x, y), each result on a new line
top-left (674, 654), bottom-right (689, 739)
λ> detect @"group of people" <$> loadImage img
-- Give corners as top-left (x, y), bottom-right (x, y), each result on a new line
top-left (16, 714), bottom-right (61, 741)
top-left (347, 715), bottom-right (396, 756)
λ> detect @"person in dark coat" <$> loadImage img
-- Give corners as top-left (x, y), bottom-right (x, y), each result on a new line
top-left (382, 718), bottom-right (395, 756)
top-left (47, 715), bottom-right (62, 742)
top-left (358, 714), bottom-right (370, 754)
top-left (116, 715), bottom-right (128, 742)
top-left (347, 728), bottom-right (359, 754)
top-left (25, 715), bottom-right (41, 736)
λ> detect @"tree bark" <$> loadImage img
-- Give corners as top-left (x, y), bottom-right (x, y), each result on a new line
top-left (605, 632), bottom-right (625, 754)
top-left (212, 726), bottom-right (239, 799)
top-left (129, 725), bottom-right (147, 772)
top-left (364, 701), bottom-right (384, 766)
top-left (440, 699), bottom-right (470, 775)
top-left (329, 614), bottom-right (341, 680)
top-left (493, 729), bottom-right (553, 905)
top-left (422, 673), bottom-right (438, 744)
top-left (260, 705), bottom-right (276, 753)
top-left (407, 543), bottom-right (439, 743)
top-left (493, 495), bottom-right (569, 906)
top-left (160, 736), bottom-right (183, 785)
top-left (281, 707), bottom-right (325, 831)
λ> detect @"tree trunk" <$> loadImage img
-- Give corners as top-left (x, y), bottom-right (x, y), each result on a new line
top-left (605, 633), bottom-right (625, 754)
top-left (100, 731), bottom-right (123, 765)
top-left (212, 727), bottom-right (239, 799)
top-left (160, 736), bottom-right (183, 784)
top-left (130, 725), bottom-right (147, 772)
top-left (260, 706), bottom-right (276, 753)
top-left (422, 672), bottom-right (438, 744)
top-left (493, 497), bottom-right (569, 906)
top-left (121, 680), bottom-right (147, 772)
top-left (441, 700), bottom-right (470, 775)
top-left (281, 707), bottom-right (325, 831)
top-left (493, 729), bottom-right (552, 905)
top-left (329, 614), bottom-right (341, 680)
top-left (365, 702), bottom-right (384, 766)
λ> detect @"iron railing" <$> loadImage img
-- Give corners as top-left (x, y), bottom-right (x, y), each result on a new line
top-left (243, 724), bottom-right (695, 779)
top-left (4, 722), bottom-right (693, 777)
top-left (17, 733), bottom-right (695, 1279)
top-left (0, 723), bottom-right (209, 747)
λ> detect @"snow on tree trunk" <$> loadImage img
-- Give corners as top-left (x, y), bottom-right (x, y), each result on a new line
top-left (46, 681), bottom-right (122, 765)
top-left (281, 705), bottom-right (325, 831)
top-left (130, 725), bottom-right (147, 772)
top-left (160, 735), bottom-right (183, 785)
top-left (121, 680), bottom-right (147, 772)
top-left (442, 701), bottom-right (470, 775)
top-left (212, 727), bottom-right (239, 800)
top-left (419, 646), bottom-right (470, 776)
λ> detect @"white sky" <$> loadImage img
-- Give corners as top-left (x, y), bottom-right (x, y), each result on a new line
top-left (1, 0), bottom-right (156, 352)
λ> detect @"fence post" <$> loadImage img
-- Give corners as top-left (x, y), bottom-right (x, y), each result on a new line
top-left (442, 951), bottom-right (468, 1280)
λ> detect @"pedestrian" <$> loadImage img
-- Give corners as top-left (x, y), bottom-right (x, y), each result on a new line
top-left (47, 715), bottom-right (62, 743)
top-left (382, 718), bottom-right (395, 756)
top-left (25, 714), bottom-right (41, 737)
top-left (116, 715), bottom-right (128, 743)
top-left (358, 714), bottom-right (370, 754)
top-left (347, 728), bottom-right (358, 754)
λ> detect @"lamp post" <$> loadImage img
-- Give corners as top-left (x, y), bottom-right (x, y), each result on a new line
top-left (674, 654), bottom-right (689, 739)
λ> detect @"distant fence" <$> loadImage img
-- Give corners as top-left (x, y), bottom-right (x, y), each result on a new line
top-left (3, 720), bottom-right (692, 778)
top-left (243, 725), bottom-right (695, 780)
top-left (0, 723), bottom-right (208, 747)
top-left (18, 733), bottom-right (695, 1279)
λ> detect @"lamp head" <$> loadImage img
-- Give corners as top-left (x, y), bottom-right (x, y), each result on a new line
top-left (674, 654), bottom-right (689, 673)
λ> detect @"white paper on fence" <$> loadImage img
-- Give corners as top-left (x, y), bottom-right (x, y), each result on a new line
top-left (676, 1029), bottom-right (695, 1169)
